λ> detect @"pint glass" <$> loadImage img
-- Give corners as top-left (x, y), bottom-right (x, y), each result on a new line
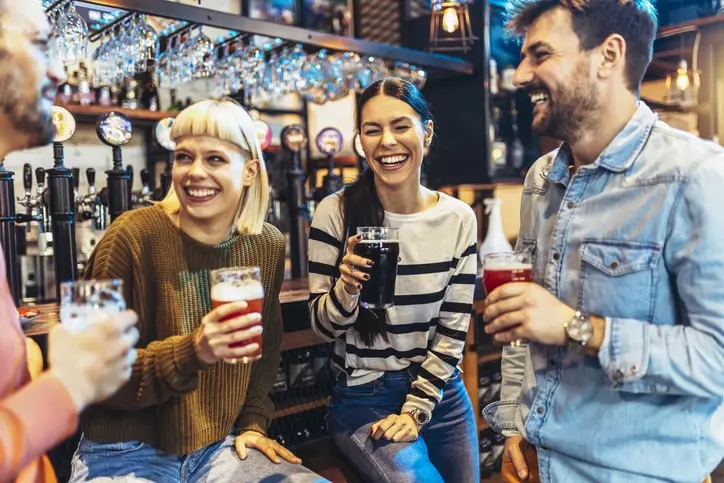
top-left (355, 227), bottom-right (400, 310)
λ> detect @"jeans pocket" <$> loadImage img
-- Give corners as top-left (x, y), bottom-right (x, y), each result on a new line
top-left (78, 438), bottom-right (146, 457)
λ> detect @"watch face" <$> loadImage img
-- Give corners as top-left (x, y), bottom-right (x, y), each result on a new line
top-left (569, 314), bottom-right (593, 343)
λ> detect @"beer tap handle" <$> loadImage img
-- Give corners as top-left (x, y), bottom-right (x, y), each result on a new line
top-left (35, 167), bottom-right (45, 188)
top-left (140, 168), bottom-right (149, 187)
top-left (23, 163), bottom-right (32, 193)
top-left (86, 167), bottom-right (96, 187)
top-left (72, 167), bottom-right (80, 190)
top-left (126, 165), bottom-right (134, 185)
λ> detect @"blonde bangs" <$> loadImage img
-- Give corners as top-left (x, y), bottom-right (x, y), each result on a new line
top-left (158, 99), bottom-right (269, 236)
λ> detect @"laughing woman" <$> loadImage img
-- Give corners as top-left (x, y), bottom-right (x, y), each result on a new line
top-left (308, 79), bottom-right (480, 483)
top-left (68, 99), bottom-right (327, 483)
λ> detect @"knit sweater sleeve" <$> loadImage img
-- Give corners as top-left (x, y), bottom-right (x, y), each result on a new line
top-left (85, 215), bottom-right (210, 410)
top-left (235, 226), bottom-right (285, 435)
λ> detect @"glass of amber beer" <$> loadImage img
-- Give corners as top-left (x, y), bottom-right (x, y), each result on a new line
top-left (483, 252), bottom-right (533, 347)
top-left (210, 266), bottom-right (264, 364)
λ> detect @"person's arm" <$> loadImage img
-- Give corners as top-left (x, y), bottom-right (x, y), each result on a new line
top-left (0, 372), bottom-right (77, 480)
top-left (235, 231), bottom-right (285, 435)
top-left (591, 156), bottom-right (724, 397)
top-left (85, 220), bottom-right (210, 410)
top-left (401, 209), bottom-right (477, 416)
top-left (308, 195), bottom-right (359, 341)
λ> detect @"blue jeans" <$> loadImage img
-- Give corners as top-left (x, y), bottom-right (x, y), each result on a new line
top-left (68, 432), bottom-right (329, 483)
top-left (328, 368), bottom-right (479, 483)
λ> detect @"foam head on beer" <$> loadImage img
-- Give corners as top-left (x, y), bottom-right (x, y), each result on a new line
top-left (211, 281), bottom-right (264, 304)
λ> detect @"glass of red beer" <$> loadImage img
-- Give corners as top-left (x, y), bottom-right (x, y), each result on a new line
top-left (483, 252), bottom-right (533, 347)
top-left (210, 266), bottom-right (264, 364)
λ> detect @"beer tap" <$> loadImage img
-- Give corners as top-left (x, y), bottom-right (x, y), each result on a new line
top-left (315, 127), bottom-right (344, 201)
top-left (126, 164), bottom-right (134, 209)
top-left (154, 117), bottom-right (176, 200)
top-left (280, 124), bottom-right (308, 279)
top-left (96, 112), bottom-right (133, 223)
top-left (85, 168), bottom-right (107, 231)
top-left (72, 167), bottom-right (81, 206)
top-left (0, 158), bottom-right (22, 304)
top-left (46, 105), bottom-right (79, 298)
top-left (131, 168), bottom-right (153, 207)
top-left (16, 163), bottom-right (38, 226)
top-left (35, 167), bottom-right (50, 233)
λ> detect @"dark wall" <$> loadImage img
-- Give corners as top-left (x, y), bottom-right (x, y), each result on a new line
top-left (407, 2), bottom-right (492, 188)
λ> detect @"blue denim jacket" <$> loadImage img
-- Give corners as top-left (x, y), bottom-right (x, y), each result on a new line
top-left (483, 103), bottom-right (724, 483)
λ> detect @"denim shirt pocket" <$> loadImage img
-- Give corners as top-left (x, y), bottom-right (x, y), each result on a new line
top-left (579, 240), bottom-right (661, 319)
top-left (482, 400), bottom-right (519, 434)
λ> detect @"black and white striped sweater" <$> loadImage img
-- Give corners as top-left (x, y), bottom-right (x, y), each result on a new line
top-left (307, 191), bottom-right (478, 416)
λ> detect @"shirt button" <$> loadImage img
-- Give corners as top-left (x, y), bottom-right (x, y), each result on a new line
top-left (610, 261), bottom-right (618, 270)
top-left (567, 201), bottom-right (575, 209)
top-left (631, 365), bottom-right (638, 373)
top-left (536, 407), bottom-right (544, 415)
top-left (552, 253), bottom-right (560, 261)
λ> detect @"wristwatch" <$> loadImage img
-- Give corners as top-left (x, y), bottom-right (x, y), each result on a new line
top-left (405, 408), bottom-right (431, 426)
top-left (564, 310), bottom-right (594, 347)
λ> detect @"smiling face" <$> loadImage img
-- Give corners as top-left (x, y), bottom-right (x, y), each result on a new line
top-left (0, 0), bottom-right (65, 149)
top-left (172, 135), bottom-right (259, 227)
top-left (359, 94), bottom-right (432, 190)
top-left (513, 7), bottom-right (600, 143)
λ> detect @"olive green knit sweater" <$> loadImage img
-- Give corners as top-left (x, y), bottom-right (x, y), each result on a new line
top-left (79, 205), bottom-right (285, 455)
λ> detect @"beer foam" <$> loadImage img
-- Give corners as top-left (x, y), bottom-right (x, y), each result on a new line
top-left (483, 263), bottom-right (532, 271)
top-left (211, 282), bottom-right (264, 302)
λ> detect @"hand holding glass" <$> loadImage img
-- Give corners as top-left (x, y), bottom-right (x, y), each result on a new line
top-left (210, 267), bottom-right (264, 364)
top-left (354, 227), bottom-right (400, 310)
top-left (483, 252), bottom-right (533, 347)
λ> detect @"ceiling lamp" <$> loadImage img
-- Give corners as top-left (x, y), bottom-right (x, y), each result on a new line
top-left (429, 0), bottom-right (477, 53)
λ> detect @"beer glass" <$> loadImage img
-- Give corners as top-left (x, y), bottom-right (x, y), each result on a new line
top-left (483, 252), bottom-right (533, 347)
top-left (210, 266), bottom-right (264, 364)
top-left (355, 227), bottom-right (400, 309)
top-left (59, 279), bottom-right (126, 333)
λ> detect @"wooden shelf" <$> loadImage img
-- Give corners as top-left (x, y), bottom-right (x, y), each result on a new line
top-left (281, 328), bottom-right (326, 352)
top-left (479, 352), bottom-right (503, 365)
top-left (273, 396), bottom-right (330, 419)
top-left (657, 14), bottom-right (724, 39)
top-left (60, 104), bottom-right (175, 123)
top-left (312, 155), bottom-right (359, 169)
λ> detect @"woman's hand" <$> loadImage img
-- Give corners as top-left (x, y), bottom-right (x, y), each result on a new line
top-left (193, 301), bottom-right (263, 365)
top-left (339, 234), bottom-right (373, 295)
top-left (370, 413), bottom-right (419, 442)
top-left (235, 430), bottom-right (302, 464)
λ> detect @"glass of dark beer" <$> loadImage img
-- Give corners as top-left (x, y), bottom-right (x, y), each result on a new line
top-left (483, 252), bottom-right (533, 347)
top-left (354, 227), bottom-right (400, 309)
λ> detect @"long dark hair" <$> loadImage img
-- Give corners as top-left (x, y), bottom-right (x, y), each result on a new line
top-left (344, 78), bottom-right (434, 346)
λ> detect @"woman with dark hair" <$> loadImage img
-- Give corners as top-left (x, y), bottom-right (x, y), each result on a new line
top-left (307, 78), bottom-right (480, 482)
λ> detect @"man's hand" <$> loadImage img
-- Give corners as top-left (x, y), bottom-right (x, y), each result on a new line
top-left (370, 413), bottom-right (419, 442)
top-left (235, 431), bottom-right (301, 465)
top-left (483, 282), bottom-right (574, 346)
top-left (503, 436), bottom-right (529, 481)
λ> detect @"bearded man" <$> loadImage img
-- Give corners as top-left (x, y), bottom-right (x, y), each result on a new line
top-left (482, 1), bottom-right (724, 482)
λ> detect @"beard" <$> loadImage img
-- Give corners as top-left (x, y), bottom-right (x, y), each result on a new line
top-left (0, 50), bottom-right (55, 150)
top-left (529, 60), bottom-right (600, 145)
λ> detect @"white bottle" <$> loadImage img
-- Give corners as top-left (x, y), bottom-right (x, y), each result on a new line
top-left (479, 198), bottom-right (513, 267)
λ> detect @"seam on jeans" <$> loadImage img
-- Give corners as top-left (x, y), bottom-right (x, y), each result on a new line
top-left (348, 431), bottom-right (394, 483)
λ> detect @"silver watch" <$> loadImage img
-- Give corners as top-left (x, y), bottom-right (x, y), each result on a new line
top-left (564, 311), bottom-right (594, 347)
top-left (405, 408), bottom-right (431, 426)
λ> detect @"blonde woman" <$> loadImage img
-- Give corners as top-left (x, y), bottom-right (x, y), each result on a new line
top-left (68, 100), bottom-right (327, 482)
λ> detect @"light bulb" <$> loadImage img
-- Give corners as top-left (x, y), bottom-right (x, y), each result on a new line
top-left (441, 7), bottom-right (459, 33)
top-left (675, 60), bottom-right (690, 92)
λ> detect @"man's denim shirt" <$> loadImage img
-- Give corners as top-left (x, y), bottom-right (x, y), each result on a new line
top-left (483, 103), bottom-right (724, 483)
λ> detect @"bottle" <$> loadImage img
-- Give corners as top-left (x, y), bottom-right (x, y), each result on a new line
top-left (77, 64), bottom-right (95, 106)
top-left (479, 198), bottom-right (512, 267)
top-left (140, 71), bottom-right (160, 112)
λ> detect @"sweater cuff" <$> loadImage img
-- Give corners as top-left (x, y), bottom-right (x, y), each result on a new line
top-left (236, 412), bottom-right (269, 436)
top-left (175, 333), bottom-right (215, 376)
top-left (333, 278), bottom-right (359, 315)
